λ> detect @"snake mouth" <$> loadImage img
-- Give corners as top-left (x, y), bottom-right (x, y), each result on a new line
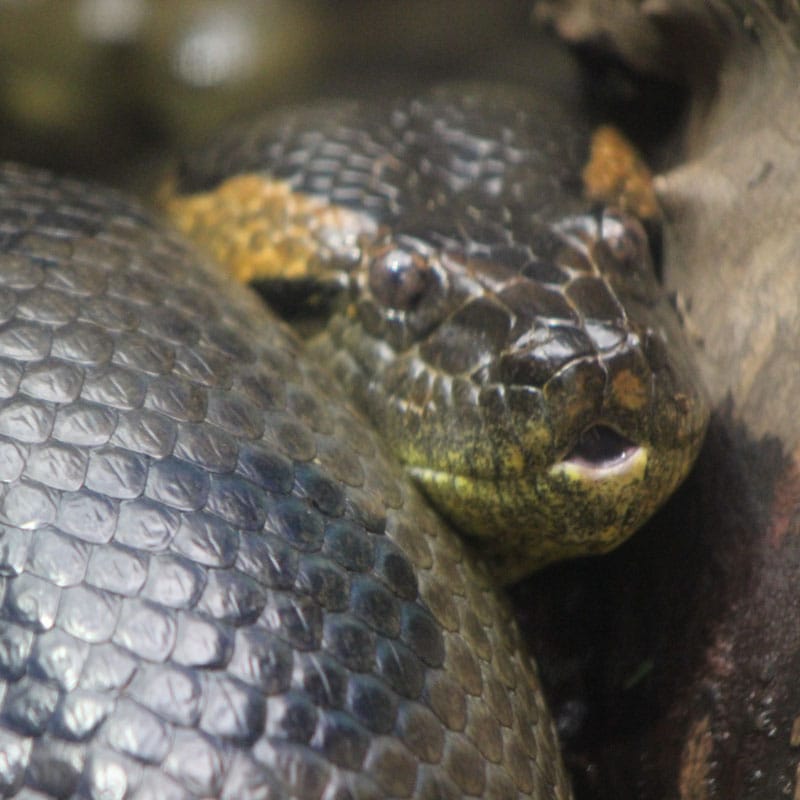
top-left (561, 425), bottom-right (642, 476)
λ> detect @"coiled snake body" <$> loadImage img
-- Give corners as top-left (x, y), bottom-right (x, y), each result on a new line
top-left (0, 85), bottom-right (706, 798)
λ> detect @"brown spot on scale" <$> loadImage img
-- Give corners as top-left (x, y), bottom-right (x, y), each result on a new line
top-left (583, 125), bottom-right (661, 221)
top-left (611, 368), bottom-right (647, 410)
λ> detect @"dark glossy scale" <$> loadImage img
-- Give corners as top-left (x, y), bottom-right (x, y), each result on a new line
top-left (0, 164), bottom-right (570, 799)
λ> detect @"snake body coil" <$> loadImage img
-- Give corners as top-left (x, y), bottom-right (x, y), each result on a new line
top-left (0, 163), bottom-right (568, 798)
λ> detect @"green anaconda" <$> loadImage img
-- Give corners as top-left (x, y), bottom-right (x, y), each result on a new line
top-left (165, 85), bottom-right (707, 582)
top-left (0, 84), bottom-right (707, 798)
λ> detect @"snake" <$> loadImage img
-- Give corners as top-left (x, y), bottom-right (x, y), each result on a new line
top-left (0, 84), bottom-right (707, 798)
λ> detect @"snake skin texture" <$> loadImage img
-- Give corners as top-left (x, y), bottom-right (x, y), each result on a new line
top-left (0, 163), bottom-right (571, 799)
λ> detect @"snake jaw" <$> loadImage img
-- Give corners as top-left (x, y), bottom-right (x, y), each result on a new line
top-left (408, 439), bottom-right (680, 585)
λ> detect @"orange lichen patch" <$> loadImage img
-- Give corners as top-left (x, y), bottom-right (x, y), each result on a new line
top-left (162, 174), bottom-right (378, 284)
top-left (679, 716), bottom-right (713, 800)
top-left (611, 368), bottom-right (648, 411)
top-left (583, 125), bottom-right (660, 220)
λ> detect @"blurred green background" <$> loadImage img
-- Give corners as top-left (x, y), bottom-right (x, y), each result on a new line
top-left (0, 0), bottom-right (583, 191)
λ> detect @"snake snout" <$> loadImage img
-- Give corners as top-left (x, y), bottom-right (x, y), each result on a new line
top-left (563, 424), bottom-right (641, 474)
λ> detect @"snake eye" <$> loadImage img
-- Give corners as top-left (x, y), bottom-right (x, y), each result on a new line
top-left (564, 425), bottom-right (639, 471)
top-left (368, 247), bottom-right (433, 311)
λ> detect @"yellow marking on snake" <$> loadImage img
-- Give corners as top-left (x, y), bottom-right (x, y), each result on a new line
top-left (163, 174), bottom-right (378, 284)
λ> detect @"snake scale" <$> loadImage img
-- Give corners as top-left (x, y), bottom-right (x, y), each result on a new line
top-left (0, 85), bottom-right (707, 798)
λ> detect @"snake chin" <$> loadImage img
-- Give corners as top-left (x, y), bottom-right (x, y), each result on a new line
top-left (408, 444), bottom-right (665, 584)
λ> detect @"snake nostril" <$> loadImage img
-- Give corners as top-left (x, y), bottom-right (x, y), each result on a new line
top-left (564, 425), bottom-right (639, 470)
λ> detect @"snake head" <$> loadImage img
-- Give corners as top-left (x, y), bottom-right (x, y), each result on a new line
top-left (352, 208), bottom-right (708, 583)
top-left (165, 85), bottom-right (709, 584)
